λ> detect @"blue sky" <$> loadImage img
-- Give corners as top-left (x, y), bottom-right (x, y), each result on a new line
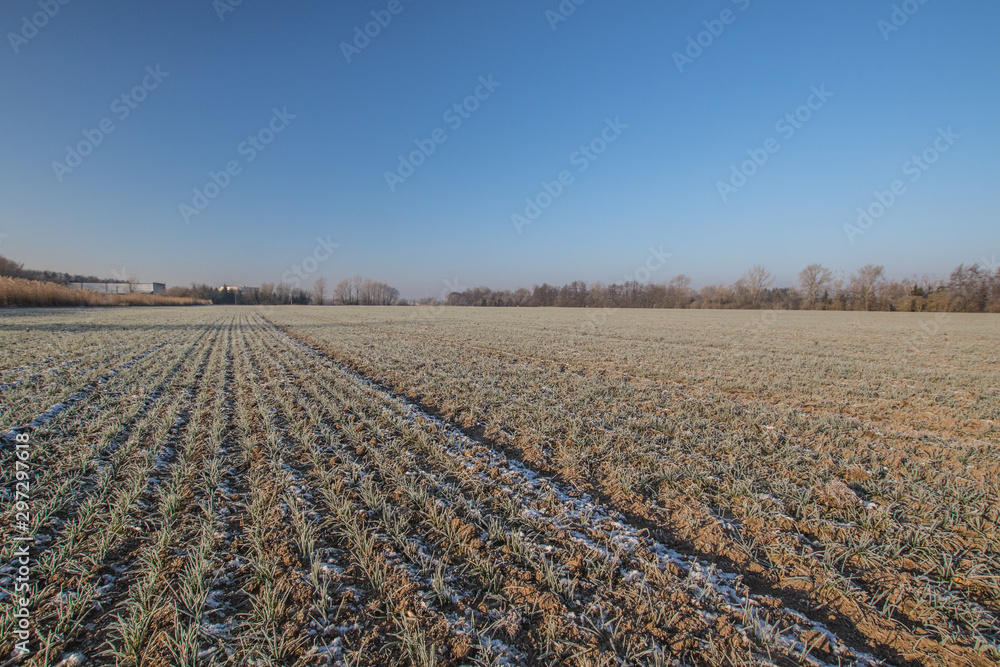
top-left (1, 1), bottom-right (998, 298)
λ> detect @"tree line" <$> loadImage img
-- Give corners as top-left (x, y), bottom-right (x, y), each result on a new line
top-left (5, 252), bottom-right (998, 312)
top-left (442, 262), bottom-right (1000, 313)
top-left (0, 254), bottom-right (115, 285)
top-left (329, 275), bottom-right (400, 306)
top-left (163, 276), bottom-right (401, 306)
top-left (0, 255), bottom-right (404, 307)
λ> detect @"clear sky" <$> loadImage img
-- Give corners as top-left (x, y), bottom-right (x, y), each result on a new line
top-left (2, 1), bottom-right (998, 298)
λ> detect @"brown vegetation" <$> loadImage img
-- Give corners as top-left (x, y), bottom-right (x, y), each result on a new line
top-left (0, 276), bottom-right (208, 307)
top-left (3, 306), bottom-right (996, 666)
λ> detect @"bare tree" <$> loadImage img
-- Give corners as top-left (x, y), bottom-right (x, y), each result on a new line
top-left (256, 283), bottom-right (272, 304)
top-left (948, 263), bottom-right (990, 312)
top-left (584, 282), bottom-right (607, 308)
top-left (274, 281), bottom-right (292, 305)
top-left (699, 283), bottom-right (734, 309)
top-left (848, 264), bottom-right (885, 310)
top-left (311, 276), bottom-right (327, 305)
top-left (332, 279), bottom-right (351, 305)
top-left (350, 275), bottom-right (364, 304)
top-left (511, 287), bottom-right (532, 307)
top-left (332, 276), bottom-right (399, 305)
top-left (831, 270), bottom-right (845, 309)
top-left (665, 274), bottom-right (694, 308)
top-left (736, 265), bottom-right (774, 309)
top-left (799, 263), bottom-right (833, 308)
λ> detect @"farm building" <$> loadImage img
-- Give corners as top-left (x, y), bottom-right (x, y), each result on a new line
top-left (69, 281), bottom-right (166, 294)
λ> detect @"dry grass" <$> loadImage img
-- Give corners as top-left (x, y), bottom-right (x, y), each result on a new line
top-left (0, 276), bottom-right (208, 307)
top-left (3, 307), bottom-right (998, 666)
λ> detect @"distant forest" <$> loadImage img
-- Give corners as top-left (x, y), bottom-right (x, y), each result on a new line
top-left (3, 254), bottom-right (998, 312)
top-left (441, 263), bottom-right (1000, 313)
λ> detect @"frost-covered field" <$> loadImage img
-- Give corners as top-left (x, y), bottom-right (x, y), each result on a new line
top-left (1, 306), bottom-right (998, 666)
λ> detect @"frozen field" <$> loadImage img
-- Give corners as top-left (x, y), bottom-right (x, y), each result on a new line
top-left (1, 306), bottom-right (998, 666)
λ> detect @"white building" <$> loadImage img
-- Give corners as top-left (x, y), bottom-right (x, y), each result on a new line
top-left (69, 282), bottom-right (166, 294)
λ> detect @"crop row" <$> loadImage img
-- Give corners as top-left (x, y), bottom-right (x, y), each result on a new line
top-left (269, 307), bottom-right (1000, 666)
